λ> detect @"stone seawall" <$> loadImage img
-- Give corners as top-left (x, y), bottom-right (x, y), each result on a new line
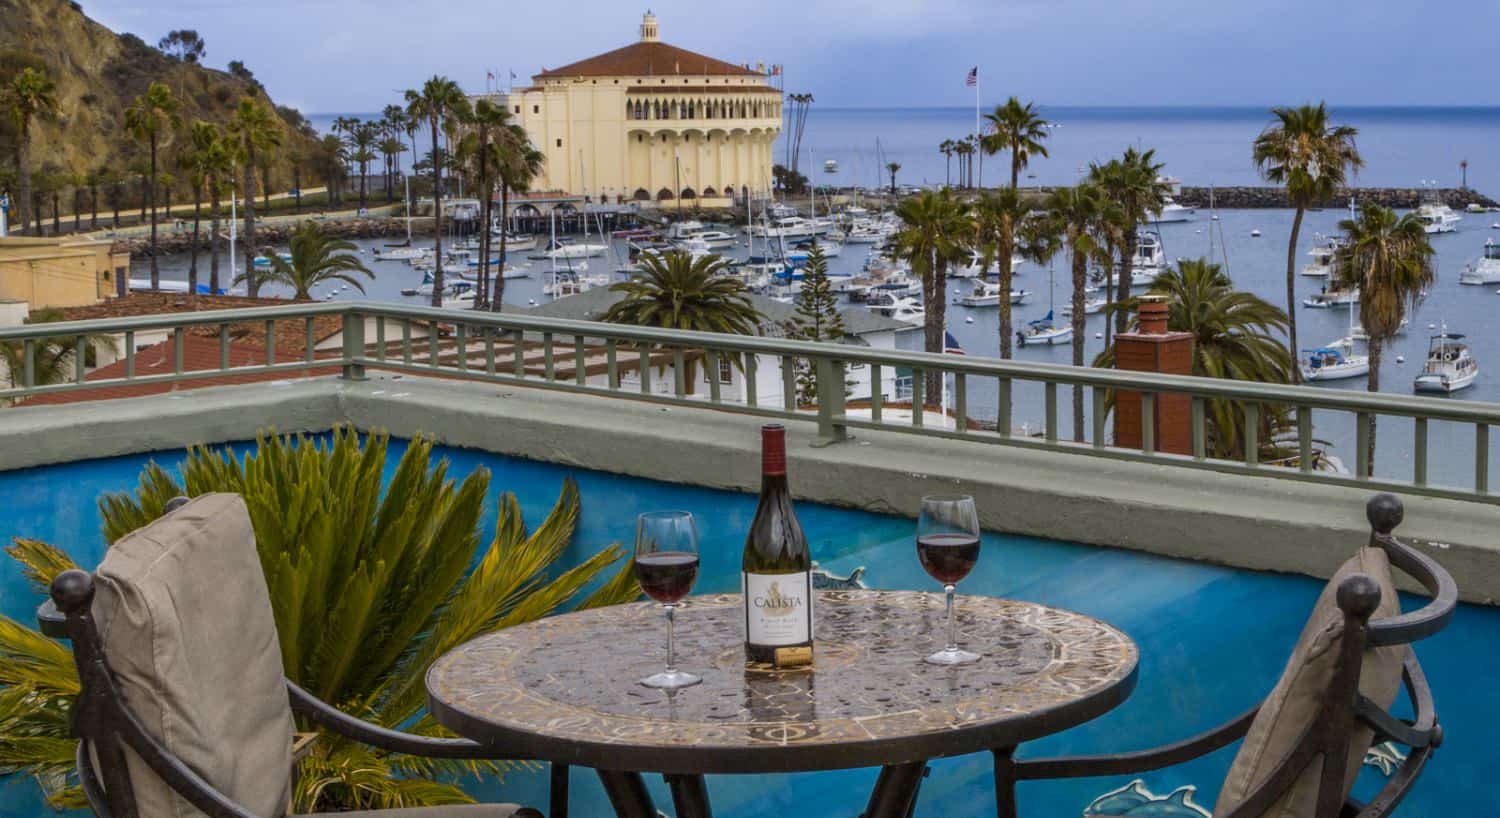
top-left (114, 217), bottom-right (432, 260)
top-left (1173, 186), bottom-right (1499, 210)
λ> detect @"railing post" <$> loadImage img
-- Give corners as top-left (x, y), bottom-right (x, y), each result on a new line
top-left (813, 357), bottom-right (848, 447)
top-left (1355, 412), bottom-right (1371, 480)
top-left (22, 339), bottom-right (34, 388)
top-left (341, 311), bottom-right (366, 381)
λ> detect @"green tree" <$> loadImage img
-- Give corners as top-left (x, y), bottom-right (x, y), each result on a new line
top-left (406, 76), bottom-right (471, 308)
top-left (1336, 203), bottom-right (1435, 474)
top-left (885, 161), bottom-right (901, 195)
top-left (4, 67), bottom-right (59, 234)
top-left (939, 139), bottom-right (955, 188)
top-left (1096, 259), bottom-right (1292, 460)
top-left (315, 134), bottom-right (348, 207)
top-left (453, 100), bottom-right (514, 310)
top-left (178, 121), bottom-right (222, 292)
top-left (229, 96), bottom-right (283, 297)
top-left (124, 82), bottom-right (181, 289)
top-left (156, 30), bottom-right (205, 63)
top-left (785, 242), bottom-right (847, 404)
top-left (346, 120), bottom-right (379, 210)
top-left (971, 187), bottom-right (1035, 358)
top-left (1043, 183), bottom-right (1112, 441)
top-left (603, 251), bottom-right (762, 392)
top-left (378, 136), bottom-right (405, 203)
top-left (492, 124), bottom-right (544, 312)
top-left (893, 189), bottom-right (970, 400)
top-left (1253, 102), bottom-right (1363, 382)
top-left (981, 97), bottom-right (1050, 190)
top-left (240, 220), bottom-right (373, 299)
top-left (1089, 148), bottom-right (1170, 341)
top-left (0, 429), bottom-right (638, 811)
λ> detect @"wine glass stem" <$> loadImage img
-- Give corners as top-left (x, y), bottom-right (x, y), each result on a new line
top-left (664, 603), bottom-right (677, 674)
top-left (944, 584), bottom-right (957, 652)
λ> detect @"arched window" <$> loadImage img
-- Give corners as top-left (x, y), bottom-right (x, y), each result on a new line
top-left (701, 187), bottom-right (717, 197)
top-left (656, 188), bottom-right (675, 201)
top-left (625, 100), bottom-right (633, 120)
top-left (679, 188), bottom-right (696, 200)
top-left (633, 188), bottom-right (651, 201)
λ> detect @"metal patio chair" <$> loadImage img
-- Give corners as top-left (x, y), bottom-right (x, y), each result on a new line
top-left (992, 493), bottom-right (1456, 818)
top-left (39, 493), bottom-right (562, 818)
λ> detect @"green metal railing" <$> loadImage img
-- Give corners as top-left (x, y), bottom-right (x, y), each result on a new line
top-left (4, 301), bottom-right (1499, 505)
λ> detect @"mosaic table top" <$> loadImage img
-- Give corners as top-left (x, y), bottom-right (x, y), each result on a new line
top-left (427, 590), bottom-right (1137, 774)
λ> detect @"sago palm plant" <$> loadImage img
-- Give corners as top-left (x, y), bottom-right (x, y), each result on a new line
top-left (0, 428), bottom-right (638, 811)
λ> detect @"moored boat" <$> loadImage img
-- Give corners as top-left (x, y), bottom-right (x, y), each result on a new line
top-left (1413, 331), bottom-right (1478, 393)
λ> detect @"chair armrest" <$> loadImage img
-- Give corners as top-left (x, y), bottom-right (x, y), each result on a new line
top-left (1013, 705), bottom-right (1258, 780)
top-left (286, 681), bottom-right (530, 760)
top-left (37, 599), bottom-right (68, 638)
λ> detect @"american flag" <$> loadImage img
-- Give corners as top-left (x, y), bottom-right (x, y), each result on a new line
top-left (944, 331), bottom-right (966, 355)
top-left (965, 66), bottom-right (978, 87)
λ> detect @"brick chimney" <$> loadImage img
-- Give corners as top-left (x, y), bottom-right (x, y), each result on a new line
top-left (1113, 296), bottom-right (1194, 454)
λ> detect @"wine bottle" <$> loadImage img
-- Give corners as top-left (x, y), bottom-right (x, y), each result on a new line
top-left (742, 423), bottom-right (813, 666)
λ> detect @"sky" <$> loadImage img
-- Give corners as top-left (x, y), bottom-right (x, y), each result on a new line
top-left (82, 0), bottom-right (1500, 114)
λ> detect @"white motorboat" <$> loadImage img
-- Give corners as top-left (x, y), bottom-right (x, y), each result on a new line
top-left (543, 271), bottom-right (609, 297)
top-left (252, 251), bottom-right (292, 269)
top-left (666, 220), bottom-right (707, 240)
top-left (1416, 194), bottom-right (1462, 235)
top-left (546, 241), bottom-right (610, 260)
top-left (1061, 296), bottom-right (1106, 317)
top-left (375, 246), bottom-right (428, 262)
top-left (1301, 235), bottom-right (1342, 277)
top-left (1149, 197), bottom-right (1195, 223)
top-left (1459, 239), bottom-right (1500, 285)
top-left (824, 159), bottom-right (839, 173)
top-left (956, 278), bottom-right (1029, 307)
top-left (867, 294), bottom-right (924, 324)
top-left (694, 230), bottom-right (739, 248)
top-left (845, 225), bottom-right (888, 244)
top-left (750, 216), bottom-right (819, 239)
top-left (1413, 331), bottom-right (1478, 393)
top-left (492, 232), bottom-right (538, 252)
top-left (1017, 310), bottom-right (1072, 346)
top-left (1303, 286), bottom-right (1358, 308)
top-left (787, 239), bottom-right (842, 260)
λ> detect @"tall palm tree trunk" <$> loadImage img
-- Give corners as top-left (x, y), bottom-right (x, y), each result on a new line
top-left (208, 192), bottom-right (221, 293)
top-left (188, 192), bottom-right (201, 293)
top-left (1366, 336), bottom-right (1382, 476)
top-left (923, 253), bottom-right (946, 403)
top-left (1101, 238), bottom-right (1117, 349)
top-left (1285, 206), bottom-right (1305, 383)
top-left (90, 185), bottom-right (99, 229)
top-left (998, 228), bottom-right (1015, 359)
top-left (148, 138), bottom-right (160, 289)
top-left (16, 127), bottom-right (32, 233)
top-left (429, 116), bottom-right (445, 309)
top-left (1071, 243), bottom-right (1087, 442)
top-left (244, 152), bottom-right (260, 297)
top-left (492, 182), bottom-right (509, 312)
top-left (1116, 234), bottom-right (1136, 335)
top-left (1010, 153), bottom-right (1020, 191)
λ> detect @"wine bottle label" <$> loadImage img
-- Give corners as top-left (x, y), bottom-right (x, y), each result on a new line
top-left (743, 571), bottom-right (812, 646)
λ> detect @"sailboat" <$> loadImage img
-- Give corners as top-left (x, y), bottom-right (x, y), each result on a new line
top-left (377, 177), bottom-right (427, 260)
top-left (1018, 261), bottom-right (1072, 346)
top-left (1300, 293), bottom-right (1370, 381)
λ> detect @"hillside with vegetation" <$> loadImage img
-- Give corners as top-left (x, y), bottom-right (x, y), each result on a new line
top-left (0, 0), bottom-right (320, 225)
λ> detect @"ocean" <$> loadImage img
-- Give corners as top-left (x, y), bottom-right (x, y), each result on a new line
top-left (309, 105), bottom-right (1500, 194)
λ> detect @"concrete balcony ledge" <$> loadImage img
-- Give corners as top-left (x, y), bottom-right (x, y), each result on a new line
top-left (5, 373), bottom-right (1496, 604)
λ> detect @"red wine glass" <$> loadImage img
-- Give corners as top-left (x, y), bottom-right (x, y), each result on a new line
top-left (634, 510), bottom-right (702, 688)
top-left (917, 494), bottom-right (981, 665)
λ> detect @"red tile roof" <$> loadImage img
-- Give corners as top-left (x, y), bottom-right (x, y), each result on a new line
top-left (536, 41), bottom-right (763, 79)
top-left (53, 294), bottom-right (344, 360)
top-left (18, 335), bottom-right (337, 406)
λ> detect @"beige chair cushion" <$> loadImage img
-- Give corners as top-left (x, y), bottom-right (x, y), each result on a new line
top-left (1214, 545), bottom-right (1408, 818)
top-left (304, 805), bottom-right (530, 818)
top-left (94, 493), bottom-right (295, 818)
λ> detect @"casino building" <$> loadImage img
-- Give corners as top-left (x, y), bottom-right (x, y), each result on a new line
top-left (477, 12), bottom-right (782, 207)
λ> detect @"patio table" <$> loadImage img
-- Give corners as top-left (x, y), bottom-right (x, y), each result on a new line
top-left (426, 589), bottom-right (1138, 818)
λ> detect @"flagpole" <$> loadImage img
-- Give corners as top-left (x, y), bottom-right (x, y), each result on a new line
top-left (974, 68), bottom-right (981, 187)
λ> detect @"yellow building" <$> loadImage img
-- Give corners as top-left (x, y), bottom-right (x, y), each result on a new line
top-left (480, 12), bottom-right (782, 206)
top-left (0, 236), bottom-right (125, 310)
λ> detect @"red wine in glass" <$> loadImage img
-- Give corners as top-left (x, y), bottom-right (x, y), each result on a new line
top-left (917, 533), bottom-right (980, 585)
top-left (634, 551), bottom-right (700, 604)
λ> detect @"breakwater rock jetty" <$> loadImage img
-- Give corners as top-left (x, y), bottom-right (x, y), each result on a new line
top-left (113, 217), bottom-right (423, 259)
top-left (1173, 186), bottom-right (1498, 210)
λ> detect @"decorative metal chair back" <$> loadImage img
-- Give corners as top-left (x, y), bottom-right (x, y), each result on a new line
top-left (997, 493), bottom-right (1455, 818)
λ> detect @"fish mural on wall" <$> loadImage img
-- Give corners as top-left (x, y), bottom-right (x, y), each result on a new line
top-left (1083, 780), bottom-right (1211, 818)
top-left (810, 561), bottom-right (866, 590)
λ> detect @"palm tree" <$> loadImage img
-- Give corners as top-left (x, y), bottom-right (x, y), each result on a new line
top-left (378, 136), bottom-right (405, 203)
top-left (1090, 148), bottom-right (1170, 341)
top-left (454, 100), bottom-right (515, 310)
top-left (1044, 183), bottom-right (1111, 441)
top-left (971, 188), bottom-right (1034, 358)
top-left (1253, 102), bottom-right (1363, 382)
top-left (492, 124), bottom-right (544, 312)
top-left (202, 136), bottom-right (233, 294)
top-left (315, 134), bottom-right (348, 207)
top-left (346, 120), bottom-right (379, 209)
top-left (239, 220), bottom-right (373, 299)
top-left (0, 307), bottom-right (117, 400)
top-left (123, 82), bottom-right (181, 289)
top-left (939, 140), bottom-right (955, 188)
top-left (406, 76), bottom-right (472, 308)
top-left (84, 165), bottom-right (109, 230)
top-left (893, 189), bottom-right (970, 399)
top-left (982, 98), bottom-right (1049, 191)
top-left (885, 162), bottom-right (901, 195)
top-left (1097, 259), bottom-right (1292, 460)
top-left (1336, 203), bottom-right (1434, 474)
top-left (179, 121), bottom-right (222, 293)
top-left (228, 96), bottom-right (283, 297)
top-left (602, 252), bottom-right (762, 391)
top-left (0, 429), bottom-right (638, 812)
top-left (3, 67), bottom-right (59, 234)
